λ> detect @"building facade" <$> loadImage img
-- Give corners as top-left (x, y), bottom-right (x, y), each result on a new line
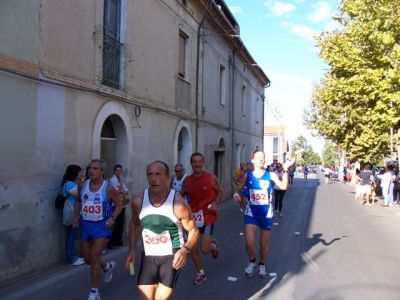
top-left (0, 0), bottom-right (269, 281)
top-left (263, 125), bottom-right (288, 164)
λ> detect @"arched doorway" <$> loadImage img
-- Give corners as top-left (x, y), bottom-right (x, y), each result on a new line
top-left (99, 114), bottom-right (128, 178)
top-left (92, 101), bottom-right (133, 179)
top-left (173, 121), bottom-right (192, 173)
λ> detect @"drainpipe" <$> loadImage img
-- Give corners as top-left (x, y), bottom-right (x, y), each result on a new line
top-left (230, 49), bottom-right (236, 175)
top-left (195, 0), bottom-right (213, 151)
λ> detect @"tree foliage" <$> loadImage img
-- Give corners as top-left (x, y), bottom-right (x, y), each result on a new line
top-left (304, 0), bottom-right (400, 164)
top-left (322, 140), bottom-right (340, 166)
top-left (291, 135), bottom-right (321, 165)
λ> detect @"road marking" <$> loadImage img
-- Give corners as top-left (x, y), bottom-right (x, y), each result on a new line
top-left (301, 252), bottom-right (320, 273)
top-left (227, 276), bottom-right (238, 282)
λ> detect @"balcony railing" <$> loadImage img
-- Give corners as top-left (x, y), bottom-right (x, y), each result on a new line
top-left (102, 34), bottom-right (123, 89)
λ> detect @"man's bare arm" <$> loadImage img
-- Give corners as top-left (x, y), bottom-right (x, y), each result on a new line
top-left (212, 175), bottom-right (224, 204)
top-left (172, 195), bottom-right (199, 269)
top-left (270, 158), bottom-right (295, 190)
top-left (106, 185), bottom-right (122, 227)
top-left (125, 192), bottom-right (143, 269)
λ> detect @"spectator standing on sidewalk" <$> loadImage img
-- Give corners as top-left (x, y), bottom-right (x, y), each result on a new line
top-left (370, 174), bottom-right (376, 205)
top-left (381, 165), bottom-right (394, 207)
top-left (359, 165), bottom-right (373, 205)
top-left (354, 168), bottom-right (362, 200)
top-left (60, 164), bottom-right (85, 266)
top-left (108, 164), bottom-right (129, 249)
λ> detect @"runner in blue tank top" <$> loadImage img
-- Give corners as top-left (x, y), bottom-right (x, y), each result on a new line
top-left (73, 159), bottom-right (121, 300)
top-left (234, 150), bottom-right (294, 278)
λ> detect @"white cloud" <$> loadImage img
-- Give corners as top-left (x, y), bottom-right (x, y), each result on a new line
top-left (229, 6), bottom-right (244, 14)
top-left (307, 1), bottom-right (333, 23)
top-left (279, 20), bottom-right (291, 28)
top-left (290, 24), bottom-right (316, 41)
top-left (265, 1), bottom-right (296, 17)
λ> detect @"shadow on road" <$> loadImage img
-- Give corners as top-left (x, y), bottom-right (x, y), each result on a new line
top-left (245, 177), bottom-right (344, 299)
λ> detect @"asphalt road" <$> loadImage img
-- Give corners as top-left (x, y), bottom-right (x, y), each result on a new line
top-left (2, 173), bottom-right (400, 300)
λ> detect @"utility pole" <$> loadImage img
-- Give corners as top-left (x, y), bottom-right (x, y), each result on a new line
top-left (390, 100), bottom-right (394, 162)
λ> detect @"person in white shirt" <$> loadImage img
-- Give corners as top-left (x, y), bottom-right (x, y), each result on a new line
top-left (381, 165), bottom-right (394, 207)
top-left (171, 163), bottom-right (187, 192)
top-left (108, 164), bottom-right (129, 249)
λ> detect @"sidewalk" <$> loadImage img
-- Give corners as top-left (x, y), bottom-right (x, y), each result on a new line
top-left (0, 198), bottom-right (233, 300)
top-left (334, 179), bottom-right (400, 217)
top-left (0, 245), bottom-right (127, 300)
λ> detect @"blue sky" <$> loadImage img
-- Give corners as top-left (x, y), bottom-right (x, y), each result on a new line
top-left (225, 0), bottom-right (340, 155)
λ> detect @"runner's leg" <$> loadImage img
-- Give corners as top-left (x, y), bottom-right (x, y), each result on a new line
top-left (244, 224), bottom-right (257, 260)
top-left (155, 283), bottom-right (174, 300)
top-left (259, 230), bottom-right (272, 264)
top-left (90, 238), bottom-right (107, 288)
top-left (137, 284), bottom-right (157, 300)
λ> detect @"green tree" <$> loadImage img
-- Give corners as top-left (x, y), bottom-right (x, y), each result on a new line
top-left (304, 0), bottom-right (400, 164)
top-left (322, 141), bottom-right (340, 166)
top-left (291, 135), bottom-right (321, 165)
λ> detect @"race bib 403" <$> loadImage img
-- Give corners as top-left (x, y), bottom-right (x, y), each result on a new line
top-left (81, 203), bottom-right (103, 221)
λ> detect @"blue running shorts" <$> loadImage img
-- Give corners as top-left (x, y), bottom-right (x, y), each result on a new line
top-left (244, 206), bottom-right (273, 231)
top-left (80, 219), bottom-right (112, 241)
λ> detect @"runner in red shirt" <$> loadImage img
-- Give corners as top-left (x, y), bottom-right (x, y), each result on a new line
top-left (181, 152), bottom-right (224, 285)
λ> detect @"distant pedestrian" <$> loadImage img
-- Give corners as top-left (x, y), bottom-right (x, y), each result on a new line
top-left (288, 165), bottom-right (295, 185)
top-left (354, 169), bottom-right (362, 200)
top-left (381, 165), bottom-right (394, 207)
top-left (370, 174), bottom-right (376, 205)
top-left (359, 165), bottom-right (373, 205)
top-left (273, 163), bottom-right (287, 217)
top-left (324, 166), bottom-right (331, 184)
top-left (303, 166), bottom-right (309, 179)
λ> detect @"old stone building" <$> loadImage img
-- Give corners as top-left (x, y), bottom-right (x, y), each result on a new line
top-left (0, 0), bottom-right (269, 281)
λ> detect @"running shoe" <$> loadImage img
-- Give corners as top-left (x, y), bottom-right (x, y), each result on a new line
top-left (71, 258), bottom-right (85, 266)
top-left (193, 271), bottom-right (207, 285)
top-left (211, 239), bottom-right (219, 259)
top-left (103, 261), bottom-right (116, 283)
top-left (245, 262), bottom-right (256, 278)
top-left (258, 264), bottom-right (267, 278)
top-left (88, 291), bottom-right (100, 300)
